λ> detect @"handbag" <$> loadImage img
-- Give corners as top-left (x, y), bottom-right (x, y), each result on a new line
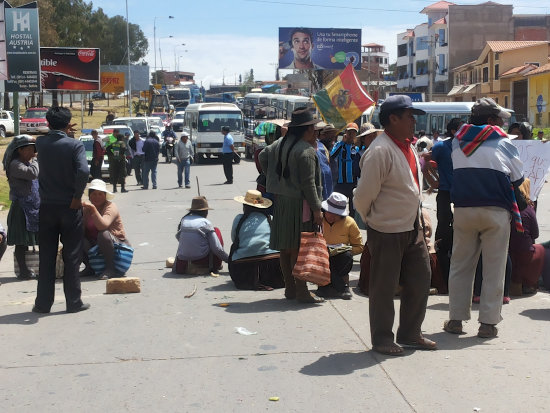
top-left (88, 242), bottom-right (134, 275)
top-left (292, 231), bottom-right (331, 286)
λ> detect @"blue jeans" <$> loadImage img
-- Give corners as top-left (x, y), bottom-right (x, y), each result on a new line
top-left (177, 158), bottom-right (191, 187)
top-left (142, 160), bottom-right (158, 188)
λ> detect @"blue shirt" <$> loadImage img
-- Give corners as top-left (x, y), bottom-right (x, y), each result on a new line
top-left (317, 141), bottom-right (333, 200)
top-left (143, 137), bottom-right (160, 161)
top-left (330, 141), bottom-right (358, 184)
top-left (222, 133), bottom-right (234, 154)
top-left (431, 138), bottom-right (453, 191)
top-left (231, 212), bottom-right (278, 261)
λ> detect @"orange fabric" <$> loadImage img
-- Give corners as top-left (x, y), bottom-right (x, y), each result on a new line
top-left (293, 232), bottom-right (330, 286)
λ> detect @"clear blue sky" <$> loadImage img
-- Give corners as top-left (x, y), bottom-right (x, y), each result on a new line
top-left (91, 0), bottom-right (549, 87)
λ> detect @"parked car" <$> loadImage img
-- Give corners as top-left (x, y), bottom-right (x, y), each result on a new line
top-left (79, 134), bottom-right (110, 179)
top-left (20, 107), bottom-right (49, 134)
top-left (150, 112), bottom-right (171, 127)
top-left (100, 125), bottom-right (133, 140)
top-left (0, 110), bottom-right (16, 137)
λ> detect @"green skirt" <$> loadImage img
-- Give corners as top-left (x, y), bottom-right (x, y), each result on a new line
top-left (271, 195), bottom-right (314, 250)
top-left (7, 200), bottom-right (38, 247)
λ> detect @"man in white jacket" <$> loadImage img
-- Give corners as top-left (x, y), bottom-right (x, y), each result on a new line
top-left (354, 95), bottom-right (436, 356)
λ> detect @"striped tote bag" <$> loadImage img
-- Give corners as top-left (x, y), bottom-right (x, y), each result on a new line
top-left (87, 243), bottom-right (134, 275)
top-left (292, 232), bottom-right (330, 286)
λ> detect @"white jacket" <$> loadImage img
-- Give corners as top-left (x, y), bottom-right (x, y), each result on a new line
top-left (353, 132), bottom-right (423, 233)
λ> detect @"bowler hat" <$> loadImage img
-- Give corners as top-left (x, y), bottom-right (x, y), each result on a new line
top-left (189, 196), bottom-right (212, 211)
top-left (285, 108), bottom-right (320, 127)
top-left (471, 97), bottom-right (511, 119)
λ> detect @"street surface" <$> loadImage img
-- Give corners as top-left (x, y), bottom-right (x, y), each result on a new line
top-left (1, 157), bottom-right (550, 412)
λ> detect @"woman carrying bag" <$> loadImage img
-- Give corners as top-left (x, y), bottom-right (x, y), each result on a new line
top-left (2, 135), bottom-right (40, 279)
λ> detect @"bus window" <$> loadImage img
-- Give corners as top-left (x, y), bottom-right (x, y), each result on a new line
top-left (415, 114), bottom-right (428, 134)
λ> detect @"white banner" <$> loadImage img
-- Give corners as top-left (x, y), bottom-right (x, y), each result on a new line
top-left (512, 140), bottom-right (550, 201)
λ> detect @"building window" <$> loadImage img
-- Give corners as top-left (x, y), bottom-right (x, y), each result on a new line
top-left (438, 54), bottom-right (446, 74)
top-left (416, 60), bottom-right (428, 75)
top-left (398, 43), bottom-right (407, 57)
top-left (495, 64), bottom-right (499, 80)
top-left (505, 96), bottom-right (508, 108)
top-left (416, 36), bottom-right (429, 51)
top-left (483, 67), bottom-right (489, 82)
top-left (495, 52), bottom-right (500, 60)
top-left (438, 29), bottom-right (446, 46)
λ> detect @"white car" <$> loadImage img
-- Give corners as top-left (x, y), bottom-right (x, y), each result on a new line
top-left (79, 135), bottom-right (110, 179)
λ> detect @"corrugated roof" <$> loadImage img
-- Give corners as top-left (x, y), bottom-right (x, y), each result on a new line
top-left (500, 64), bottom-right (538, 78)
top-left (526, 62), bottom-right (550, 76)
top-left (433, 17), bottom-right (446, 25)
top-left (486, 41), bottom-right (548, 52)
top-left (420, 1), bottom-right (455, 13)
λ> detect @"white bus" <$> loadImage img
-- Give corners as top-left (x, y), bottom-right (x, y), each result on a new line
top-left (365, 101), bottom-right (516, 137)
top-left (183, 103), bottom-right (245, 163)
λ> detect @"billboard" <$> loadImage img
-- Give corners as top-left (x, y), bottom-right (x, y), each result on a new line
top-left (4, 3), bottom-right (41, 92)
top-left (100, 64), bottom-right (149, 91)
top-left (279, 27), bottom-right (361, 71)
top-left (40, 47), bottom-right (100, 91)
top-left (100, 72), bottom-right (125, 93)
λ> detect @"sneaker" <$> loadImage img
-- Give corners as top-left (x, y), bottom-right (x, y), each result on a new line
top-left (185, 185), bottom-right (191, 188)
top-left (153, 186), bottom-right (157, 189)
top-left (341, 285), bottom-right (352, 300)
top-left (503, 296), bottom-right (511, 304)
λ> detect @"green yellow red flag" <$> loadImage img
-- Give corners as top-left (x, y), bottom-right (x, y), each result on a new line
top-left (313, 64), bottom-right (375, 131)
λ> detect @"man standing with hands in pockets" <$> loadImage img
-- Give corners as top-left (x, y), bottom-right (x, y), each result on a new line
top-left (221, 126), bottom-right (237, 184)
top-left (175, 132), bottom-right (194, 188)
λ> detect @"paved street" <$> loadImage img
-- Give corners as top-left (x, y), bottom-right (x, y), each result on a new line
top-left (1, 157), bottom-right (550, 412)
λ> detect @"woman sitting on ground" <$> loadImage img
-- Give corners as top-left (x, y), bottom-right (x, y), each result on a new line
top-left (174, 196), bottom-right (228, 274)
top-left (80, 179), bottom-right (130, 279)
top-left (229, 190), bottom-right (283, 290)
top-left (2, 135), bottom-right (39, 279)
top-left (316, 192), bottom-right (363, 300)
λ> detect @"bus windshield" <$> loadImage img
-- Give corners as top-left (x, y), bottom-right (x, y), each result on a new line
top-left (168, 90), bottom-right (191, 100)
top-left (198, 112), bottom-right (243, 132)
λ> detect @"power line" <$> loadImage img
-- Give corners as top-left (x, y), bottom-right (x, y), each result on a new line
top-left (244, 0), bottom-right (419, 13)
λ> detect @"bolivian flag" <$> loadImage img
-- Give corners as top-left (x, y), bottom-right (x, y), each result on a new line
top-left (313, 64), bottom-right (375, 131)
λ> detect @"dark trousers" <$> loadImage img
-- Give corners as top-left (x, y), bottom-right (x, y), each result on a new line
top-left (0, 236), bottom-right (7, 261)
top-left (35, 204), bottom-right (84, 311)
top-left (329, 250), bottom-right (353, 292)
top-left (133, 155), bottom-right (143, 184)
top-left (435, 190), bottom-right (453, 285)
top-left (367, 224), bottom-right (431, 347)
top-left (222, 153), bottom-right (233, 182)
top-left (334, 182), bottom-right (356, 217)
top-left (90, 160), bottom-right (103, 180)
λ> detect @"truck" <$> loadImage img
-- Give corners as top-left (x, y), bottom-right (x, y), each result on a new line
top-left (167, 84), bottom-right (201, 110)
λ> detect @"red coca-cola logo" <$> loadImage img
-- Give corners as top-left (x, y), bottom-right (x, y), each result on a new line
top-left (78, 49), bottom-right (96, 63)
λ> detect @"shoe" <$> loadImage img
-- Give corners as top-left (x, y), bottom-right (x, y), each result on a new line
top-left (18, 269), bottom-right (36, 280)
top-left (141, 186), bottom-right (148, 190)
top-left (503, 296), bottom-right (511, 304)
top-left (397, 335), bottom-right (437, 350)
top-left (67, 303), bottom-right (91, 313)
top-left (178, 185), bottom-right (182, 188)
top-left (121, 189), bottom-right (128, 193)
top-left (472, 295), bottom-right (480, 304)
top-left (79, 267), bottom-right (94, 277)
top-left (296, 292), bottom-right (324, 303)
top-left (185, 185), bottom-right (191, 188)
top-left (32, 305), bottom-right (50, 314)
top-left (113, 188), bottom-right (117, 193)
top-left (224, 181), bottom-right (233, 184)
top-left (372, 343), bottom-right (404, 356)
top-left (443, 319), bottom-right (464, 334)
top-left (341, 285), bottom-right (352, 300)
top-left (477, 323), bottom-right (498, 338)
top-left (153, 186), bottom-right (157, 189)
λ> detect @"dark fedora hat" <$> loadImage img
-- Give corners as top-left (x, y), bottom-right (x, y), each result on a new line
top-left (285, 107), bottom-right (321, 127)
top-left (188, 196), bottom-right (212, 211)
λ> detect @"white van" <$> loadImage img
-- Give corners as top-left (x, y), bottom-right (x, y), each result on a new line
top-left (112, 117), bottom-right (150, 137)
top-left (183, 103), bottom-right (245, 163)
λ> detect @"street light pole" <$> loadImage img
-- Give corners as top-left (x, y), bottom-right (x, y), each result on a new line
top-left (174, 43), bottom-right (185, 72)
top-left (153, 15), bottom-right (174, 85)
top-left (126, 0), bottom-right (132, 115)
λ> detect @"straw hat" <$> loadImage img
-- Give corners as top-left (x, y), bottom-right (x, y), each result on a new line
top-left (88, 179), bottom-right (114, 200)
top-left (357, 122), bottom-right (383, 138)
top-left (321, 192), bottom-right (349, 216)
top-left (234, 189), bottom-right (272, 209)
top-left (189, 196), bottom-right (212, 211)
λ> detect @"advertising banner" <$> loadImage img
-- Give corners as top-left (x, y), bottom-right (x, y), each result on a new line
top-left (512, 140), bottom-right (550, 201)
top-left (100, 72), bottom-right (125, 93)
top-left (4, 3), bottom-right (41, 92)
top-left (40, 47), bottom-right (100, 91)
top-left (279, 27), bottom-right (361, 71)
top-left (0, 4), bottom-right (7, 81)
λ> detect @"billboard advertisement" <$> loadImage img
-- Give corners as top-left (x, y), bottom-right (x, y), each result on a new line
top-left (40, 47), bottom-right (100, 91)
top-left (100, 72), bottom-right (125, 93)
top-left (279, 27), bottom-right (361, 71)
top-left (4, 3), bottom-right (41, 92)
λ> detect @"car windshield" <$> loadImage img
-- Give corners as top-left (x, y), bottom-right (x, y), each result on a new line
top-left (103, 127), bottom-right (132, 136)
top-left (81, 139), bottom-right (93, 151)
top-left (198, 112), bottom-right (243, 132)
top-left (174, 113), bottom-right (184, 120)
top-left (148, 118), bottom-right (163, 128)
top-left (153, 113), bottom-right (168, 121)
top-left (24, 109), bottom-right (47, 118)
top-left (168, 90), bottom-right (190, 100)
top-left (114, 119), bottom-right (147, 135)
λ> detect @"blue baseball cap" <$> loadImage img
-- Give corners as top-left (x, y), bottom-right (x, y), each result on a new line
top-left (380, 95), bottom-right (426, 116)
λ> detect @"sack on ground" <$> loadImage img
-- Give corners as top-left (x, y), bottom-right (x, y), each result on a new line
top-left (292, 232), bottom-right (330, 286)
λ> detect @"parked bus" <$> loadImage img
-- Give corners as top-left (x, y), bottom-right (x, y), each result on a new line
top-left (364, 101), bottom-right (516, 137)
top-left (183, 103), bottom-right (245, 164)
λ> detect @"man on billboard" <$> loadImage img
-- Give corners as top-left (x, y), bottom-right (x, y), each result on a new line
top-left (279, 28), bottom-right (321, 70)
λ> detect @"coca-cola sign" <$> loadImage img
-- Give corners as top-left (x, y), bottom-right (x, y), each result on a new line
top-left (40, 47), bottom-right (100, 91)
top-left (78, 49), bottom-right (97, 63)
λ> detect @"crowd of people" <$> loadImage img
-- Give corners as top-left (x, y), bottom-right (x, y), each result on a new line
top-left (1, 95), bottom-right (549, 358)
